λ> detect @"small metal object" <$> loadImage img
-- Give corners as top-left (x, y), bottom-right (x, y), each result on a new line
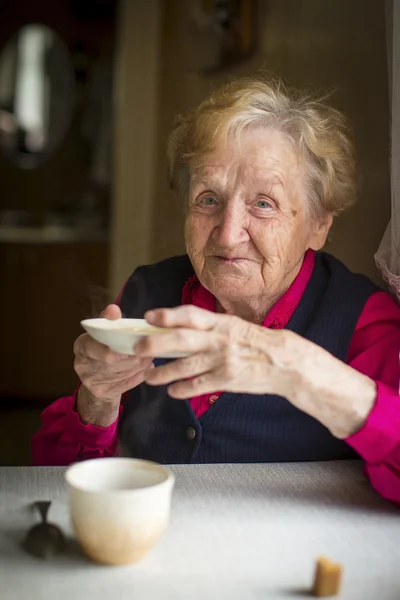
top-left (23, 501), bottom-right (66, 559)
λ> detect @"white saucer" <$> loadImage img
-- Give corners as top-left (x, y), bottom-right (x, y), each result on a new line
top-left (80, 318), bottom-right (190, 359)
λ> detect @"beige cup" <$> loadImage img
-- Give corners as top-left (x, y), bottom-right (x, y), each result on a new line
top-left (65, 457), bottom-right (175, 565)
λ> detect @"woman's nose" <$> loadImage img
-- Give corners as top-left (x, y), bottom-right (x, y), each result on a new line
top-left (213, 207), bottom-right (249, 248)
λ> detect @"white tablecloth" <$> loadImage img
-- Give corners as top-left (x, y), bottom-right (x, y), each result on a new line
top-left (0, 461), bottom-right (399, 599)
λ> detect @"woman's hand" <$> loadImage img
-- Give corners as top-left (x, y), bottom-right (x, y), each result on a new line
top-left (134, 305), bottom-right (377, 439)
top-left (74, 304), bottom-right (154, 427)
top-left (136, 305), bottom-right (289, 397)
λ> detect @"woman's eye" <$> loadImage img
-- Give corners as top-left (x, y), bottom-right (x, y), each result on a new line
top-left (201, 196), bottom-right (218, 206)
top-left (256, 199), bottom-right (272, 209)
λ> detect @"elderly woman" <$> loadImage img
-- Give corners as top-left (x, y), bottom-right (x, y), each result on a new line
top-left (32, 76), bottom-right (400, 505)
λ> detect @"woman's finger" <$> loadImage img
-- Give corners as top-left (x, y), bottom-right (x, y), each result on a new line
top-left (100, 304), bottom-right (122, 320)
top-left (145, 352), bottom-right (215, 386)
top-left (167, 371), bottom-right (223, 399)
top-left (145, 305), bottom-right (222, 330)
top-left (134, 328), bottom-right (215, 357)
top-left (123, 364), bottom-right (155, 390)
top-left (87, 365), bottom-right (154, 399)
top-left (76, 356), bottom-right (153, 377)
top-left (75, 334), bottom-right (131, 362)
top-left (91, 356), bottom-right (154, 376)
top-left (76, 334), bottom-right (155, 367)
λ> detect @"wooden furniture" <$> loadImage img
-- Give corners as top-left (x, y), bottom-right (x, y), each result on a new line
top-left (0, 240), bottom-right (109, 399)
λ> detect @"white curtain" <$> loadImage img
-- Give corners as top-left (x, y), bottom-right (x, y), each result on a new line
top-left (375, 0), bottom-right (400, 302)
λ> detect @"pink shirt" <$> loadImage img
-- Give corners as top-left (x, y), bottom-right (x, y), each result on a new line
top-left (182, 249), bottom-right (316, 418)
top-left (31, 252), bottom-right (400, 506)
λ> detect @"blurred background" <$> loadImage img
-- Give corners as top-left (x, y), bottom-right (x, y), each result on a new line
top-left (0, 0), bottom-right (390, 464)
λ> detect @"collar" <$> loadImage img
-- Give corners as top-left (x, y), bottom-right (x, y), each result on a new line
top-left (182, 250), bottom-right (316, 329)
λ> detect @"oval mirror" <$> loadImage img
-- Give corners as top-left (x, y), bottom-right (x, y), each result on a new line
top-left (0, 24), bottom-right (75, 169)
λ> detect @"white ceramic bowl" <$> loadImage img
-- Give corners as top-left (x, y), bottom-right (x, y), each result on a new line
top-left (65, 457), bottom-right (175, 565)
top-left (80, 317), bottom-right (189, 358)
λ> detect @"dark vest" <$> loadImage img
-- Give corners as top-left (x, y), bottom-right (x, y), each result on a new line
top-left (119, 252), bottom-right (379, 464)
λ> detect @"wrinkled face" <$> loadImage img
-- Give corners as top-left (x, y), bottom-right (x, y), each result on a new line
top-left (185, 126), bottom-right (332, 313)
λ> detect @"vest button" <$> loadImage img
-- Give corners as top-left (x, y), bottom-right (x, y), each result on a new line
top-left (209, 394), bottom-right (218, 405)
top-left (186, 426), bottom-right (196, 441)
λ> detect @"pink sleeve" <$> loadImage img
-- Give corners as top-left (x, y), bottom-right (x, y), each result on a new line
top-left (31, 390), bottom-right (122, 466)
top-left (345, 291), bottom-right (400, 505)
top-left (31, 282), bottom-right (128, 467)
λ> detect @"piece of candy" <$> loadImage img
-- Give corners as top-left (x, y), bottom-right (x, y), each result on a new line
top-left (313, 556), bottom-right (343, 597)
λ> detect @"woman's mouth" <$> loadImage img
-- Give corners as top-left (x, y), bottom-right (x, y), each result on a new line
top-left (215, 256), bottom-right (248, 264)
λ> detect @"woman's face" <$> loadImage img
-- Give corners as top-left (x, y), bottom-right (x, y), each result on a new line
top-left (185, 126), bottom-right (332, 314)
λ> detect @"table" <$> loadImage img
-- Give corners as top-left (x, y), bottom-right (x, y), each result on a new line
top-left (0, 461), bottom-right (399, 599)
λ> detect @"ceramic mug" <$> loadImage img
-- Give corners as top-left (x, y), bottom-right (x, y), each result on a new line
top-left (65, 457), bottom-right (175, 565)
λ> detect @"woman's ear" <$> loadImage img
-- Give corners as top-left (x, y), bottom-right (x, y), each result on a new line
top-left (309, 213), bottom-right (334, 251)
